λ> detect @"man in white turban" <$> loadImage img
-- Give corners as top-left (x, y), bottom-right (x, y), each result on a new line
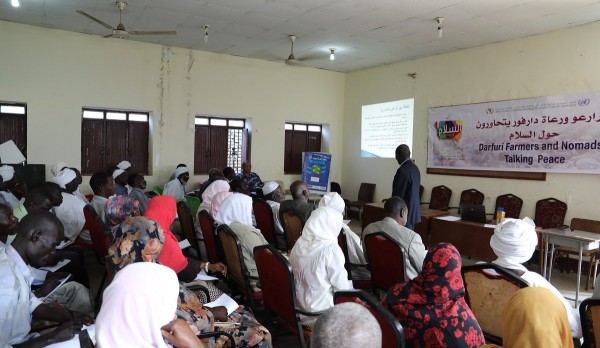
top-left (116, 161), bottom-right (133, 194)
top-left (163, 166), bottom-right (189, 203)
top-left (490, 217), bottom-right (581, 339)
top-left (53, 168), bottom-right (87, 242)
top-left (50, 161), bottom-right (68, 177)
top-left (262, 181), bottom-right (285, 247)
top-left (116, 160), bottom-right (131, 171)
top-left (0, 165), bottom-right (21, 208)
top-left (318, 192), bottom-right (370, 279)
top-left (112, 168), bottom-right (128, 196)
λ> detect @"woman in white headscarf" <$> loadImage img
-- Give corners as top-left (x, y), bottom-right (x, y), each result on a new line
top-left (490, 217), bottom-right (582, 339)
top-left (199, 180), bottom-right (230, 213)
top-left (318, 192), bottom-right (370, 279)
top-left (214, 193), bottom-right (253, 226)
top-left (290, 206), bottom-right (353, 323)
top-left (96, 262), bottom-right (204, 348)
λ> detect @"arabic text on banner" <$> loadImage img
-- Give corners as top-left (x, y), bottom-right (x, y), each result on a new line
top-left (427, 91), bottom-right (600, 173)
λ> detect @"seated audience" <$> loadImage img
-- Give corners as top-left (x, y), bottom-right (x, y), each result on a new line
top-left (237, 161), bottom-right (263, 196)
top-left (290, 206), bottom-right (352, 322)
top-left (88, 171), bottom-right (116, 224)
top-left (197, 168), bottom-right (224, 196)
top-left (42, 181), bottom-right (64, 211)
top-left (169, 163), bottom-right (188, 181)
top-left (0, 203), bottom-right (18, 245)
top-left (13, 188), bottom-right (53, 223)
top-left (112, 168), bottom-right (129, 196)
top-left (107, 216), bottom-right (272, 347)
top-left (318, 192), bottom-right (369, 278)
top-left (489, 217), bottom-right (582, 338)
top-left (116, 160), bottom-right (133, 193)
top-left (0, 176), bottom-right (8, 206)
top-left (50, 161), bottom-right (68, 176)
top-left (280, 180), bottom-right (315, 223)
top-left (383, 243), bottom-right (485, 348)
top-left (53, 168), bottom-right (87, 242)
top-left (0, 165), bottom-right (22, 208)
top-left (199, 179), bottom-right (229, 213)
top-left (96, 262), bottom-right (203, 348)
top-left (213, 193), bottom-right (267, 290)
top-left (211, 178), bottom-right (247, 219)
top-left (223, 166), bottom-right (236, 182)
top-left (128, 173), bottom-right (150, 215)
top-left (70, 167), bottom-right (89, 203)
top-left (362, 196), bottom-right (426, 280)
top-left (311, 302), bottom-right (382, 348)
top-left (104, 195), bottom-right (140, 237)
top-left (164, 165), bottom-right (189, 202)
top-left (0, 211), bottom-right (90, 347)
top-left (481, 287), bottom-right (574, 348)
top-left (262, 181), bottom-right (285, 247)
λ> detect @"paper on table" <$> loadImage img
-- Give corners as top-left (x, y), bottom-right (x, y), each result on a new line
top-left (40, 259), bottom-right (71, 272)
top-left (45, 325), bottom-right (96, 348)
top-left (31, 267), bottom-right (48, 284)
top-left (42, 274), bottom-right (72, 301)
top-left (436, 216), bottom-right (461, 222)
top-left (204, 293), bottom-right (239, 316)
top-left (195, 270), bottom-right (219, 281)
top-left (179, 239), bottom-right (191, 249)
top-left (56, 239), bottom-right (74, 250)
top-left (484, 224), bottom-right (498, 228)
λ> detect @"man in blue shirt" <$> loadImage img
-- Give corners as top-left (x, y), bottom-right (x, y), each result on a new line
top-left (237, 161), bottom-right (264, 196)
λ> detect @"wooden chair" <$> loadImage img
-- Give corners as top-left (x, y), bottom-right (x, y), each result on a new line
top-left (83, 205), bottom-right (111, 314)
top-left (422, 185), bottom-right (452, 211)
top-left (197, 210), bottom-right (220, 262)
top-left (580, 298), bottom-right (600, 348)
top-left (252, 199), bottom-right (276, 245)
top-left (450, 188), bottom-right (484, 212)
top-left (554, 218), bottom-right (600, 290)
top-left (461, 263), bottom-right (528, 345)
top-left (345, 183), bottom-right (376, 219)
top-left (216, 224), bottom-right (262, 310)
top-left (364, 232), bottom-right (406, 295)
top-left (280, 207), bottom-right (305, 250)
top-left (334, 290), bottom-right (405, 348)
top-left (419, 185), bottom-right (424, 200)
top-left (493, 193), bottom-right (523, 219)
top-left (534, 197), bottom-right (568, 229)
top-left (177, 201), bottom-right (201, 256)
top-left (337, 231), bottom-right (371, 290)
top-left (254, 244), bottom-right (321, 348)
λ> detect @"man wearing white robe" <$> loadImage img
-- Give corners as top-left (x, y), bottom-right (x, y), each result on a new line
top-left (163, 166), bottom-right (189, 203)
top-left (263, 181), bottom-right (286, 248)
top-left (53, 168), bottom-right (87, 242)
top-left (0, 165), bottom-right (23, 209)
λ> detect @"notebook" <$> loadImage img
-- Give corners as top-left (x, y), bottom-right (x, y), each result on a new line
top-left (460, 204), bottom-right (487, 223)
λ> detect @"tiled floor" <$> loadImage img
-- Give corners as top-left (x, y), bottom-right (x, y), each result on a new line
top-left (86, 218), bottom-right (593, 348)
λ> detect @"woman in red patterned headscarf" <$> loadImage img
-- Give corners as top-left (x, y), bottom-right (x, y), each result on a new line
top-left (382, 243), bottom-right (485, 348)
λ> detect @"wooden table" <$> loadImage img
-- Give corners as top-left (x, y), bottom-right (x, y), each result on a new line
top-left (429, 217), bottom-right (497, 262)
top-left (361, 203), bottom-right (448, 243)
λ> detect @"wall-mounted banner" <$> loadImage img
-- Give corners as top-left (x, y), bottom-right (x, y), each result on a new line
top-left (301, 152), bottom-right (332, 193)
top-left (428, 91), bottom-right (600, 174)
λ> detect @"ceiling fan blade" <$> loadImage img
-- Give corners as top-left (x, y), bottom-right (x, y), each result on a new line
top-left (76, 10), bottom-right (115, 30)
top-left (102, 34), bottom-right (114, 38)
top-left (129, 31), bottom-right (176, 36)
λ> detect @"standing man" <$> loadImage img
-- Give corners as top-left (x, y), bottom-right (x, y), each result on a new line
top-left (237, 161), bottom-right (263, 196)
top-left (392, 144), bottom-right (421, 230)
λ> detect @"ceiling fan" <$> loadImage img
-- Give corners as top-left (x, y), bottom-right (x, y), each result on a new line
top-left (77, 1), bottom-right (176, 39)
top-left (285, 35), bottom-right (300, 66)
top-left (284, 35), bottom-right (328, 66)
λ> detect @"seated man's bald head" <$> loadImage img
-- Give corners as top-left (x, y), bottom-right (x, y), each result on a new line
top-left (311, 302), bottom-right (382, 348)
top-left (290, 180), bottom-right (309, 201)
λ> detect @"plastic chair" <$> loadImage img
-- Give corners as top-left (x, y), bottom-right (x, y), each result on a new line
top-left (254, 244), bottom-right (321, 348)
top-left (185, 195), bottom-right (201, 220)
top-left (334, 290), bottom-right (405, 348)
top-left (197, 210), bottom-right (220, 263)
top-left (534, 197), bottom-right (568, 228)
top-left (364, 232), bottom-right (406, 295)
top-left (253, 199), bottom-right (276, 245)
top-left (422, 185), bottom-right (452, 211)
top-left (280, 206), bottom-right (305, 250)
top-left (580, 298), bottom-right (600, 348)
top-left (461, 263), bottom-right (528, 345)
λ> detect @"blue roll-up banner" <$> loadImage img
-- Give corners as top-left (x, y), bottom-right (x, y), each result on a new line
top-left (301, 152), bottom-right (332, 193)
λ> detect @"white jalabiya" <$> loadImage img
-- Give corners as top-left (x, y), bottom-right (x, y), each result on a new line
top-left (199, 180), bottom-right (230, 212)
top-left (0, 191), bottom-right (21, 209)
top-left (290, 207), bottom-right (352, 321)
top-left (53, 168), bottom-right (76, 189)
top-left (54, 193), bottom-right (87, 241)
top-left (163, 178), bottom-right (186, 202)
top-left (490, 216), bottom-right (582, 338)
top-left (210, 191), bottom-right (233, 218)
top-left (96, 262), bottom-right (179, 348)
top-left (318, 192), bottom-right (370, 277)
top-left (50, 161), bottom-right (68, 176)
top-left (215, 193), bottom-right (253, 226)
top-left (0, 165), bottom-right (15, 181)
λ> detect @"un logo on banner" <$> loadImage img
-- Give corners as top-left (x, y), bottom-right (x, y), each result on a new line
top-left (578, 98), bottom-right (590, 106)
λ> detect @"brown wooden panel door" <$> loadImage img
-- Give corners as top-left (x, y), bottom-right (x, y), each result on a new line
top-left (194, 126), bottom-right (209, 174)
top-left (209, 127), bottom-right (229, 170)
top-left (104, 120), bottom-right (128, 171)
top-left (0, 115), bottom-right (27, 157)
top-left (307, 132), bottom-right (321, 152)
top-left (284, 129), bottom-right (293, 173)
top-left (128, 122), bottom-right (149, 174)
top-left (290, 131), bottom-right (308, 174)
top-left (81, 119), bottom-right (106, 174)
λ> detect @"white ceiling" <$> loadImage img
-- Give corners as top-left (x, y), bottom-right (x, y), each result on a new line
top-left (1, 0), bottom-right (600, 72)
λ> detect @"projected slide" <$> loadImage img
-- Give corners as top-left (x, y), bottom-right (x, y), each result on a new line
top-left (361, 98), bottom-right (414, 158)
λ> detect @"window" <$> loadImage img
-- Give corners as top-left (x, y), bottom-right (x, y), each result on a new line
top-left (81, 108), bottom-right (149, 175)
top-left (0, 102), bottom-right (27, 157)
top-left (284, 122), bottom-right (322, 174)
top-left (194, 116), bottom-right (248, 174)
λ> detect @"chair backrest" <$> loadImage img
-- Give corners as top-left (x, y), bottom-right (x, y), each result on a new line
top-left (419, 185), bottom-right (424, 200)
top-left (571, 218), bottom-right (600, 233)
top-left (176, 201), bottom-right (200, 255)
top-left (459, 189), bottom-right (484, 206)
top-left (494, 194), bottom-right (523, 219)
top-left (534, 197), bottom-right (568, 228)
top-left (357, 183), bottom-right (376, 203)
top-left (184, 195), bottom-right (201, 220)
top-left (461, 263), bottom-right (529, 344)
top-left (197, 210), bottom-right (219, 262)
top-left (364, 232), bottom-right (405, 292)
top-left (280, 207), bottom-right (305, 250)
top-left (428, 185), bottom-right (452, 211)
top-left (253, 199), bottom-right (276, 244)
top-left (337, 231), bottom-right (352, 280)
top-left (83, 205), bottom-right (109, 259)
top-left (334, 290), bottom-right (405, 348)
top-left (580, 298), bottom-right (600, 348)
top-left (216, 224), bottom-right (253, 301)
top-left (254, 244), bottom-right (307, 347)
top-left (331, 182), bottom-right (342, 195)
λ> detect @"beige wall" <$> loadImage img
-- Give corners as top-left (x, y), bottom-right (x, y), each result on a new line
top-left (0, 20), bottom-right (345, 193)
top-left (343, 21), bottom-right (600, 222)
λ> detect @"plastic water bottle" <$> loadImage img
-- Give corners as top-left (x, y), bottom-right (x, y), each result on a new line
top-left (496, 207), bottom-right (505, 222)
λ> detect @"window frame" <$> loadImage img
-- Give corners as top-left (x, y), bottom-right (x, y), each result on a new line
top-left (194, 115), bottom-right (249, 175)
top-left (0, 102), bottom-right (27, 159)
top-left (284, 122), bottom-right (322, 174)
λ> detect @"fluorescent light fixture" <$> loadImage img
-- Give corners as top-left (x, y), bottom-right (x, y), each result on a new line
top-left (329, 48), bottom-right (335, 61)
